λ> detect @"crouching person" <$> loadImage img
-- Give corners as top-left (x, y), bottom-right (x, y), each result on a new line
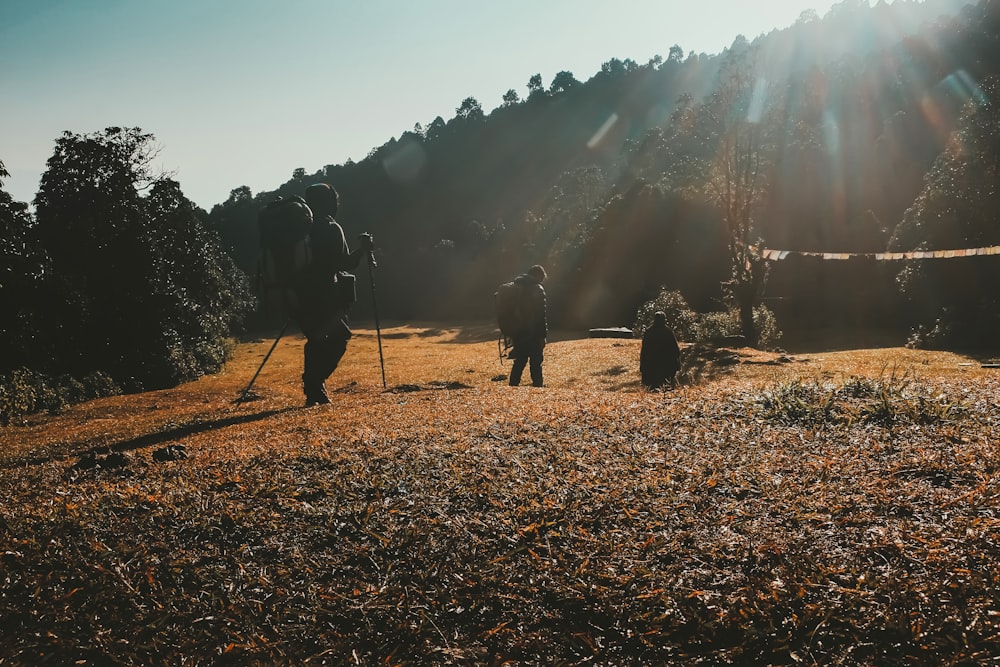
top-left (640, 311), bottom-right (681, 390)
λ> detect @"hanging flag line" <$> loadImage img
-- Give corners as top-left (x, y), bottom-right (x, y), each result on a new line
top-left (758, 245), bottom-right (1000, 261)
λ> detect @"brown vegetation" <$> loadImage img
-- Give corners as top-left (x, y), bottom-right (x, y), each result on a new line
top-left (2, 323), bottom-right (999, 664)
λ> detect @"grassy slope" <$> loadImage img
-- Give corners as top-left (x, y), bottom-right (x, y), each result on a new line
top-left (2, 323), bottom-right (999, 665)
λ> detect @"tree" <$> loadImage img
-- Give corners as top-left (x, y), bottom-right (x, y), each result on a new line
top-left (455, 97), bottom-right (484, 122)
top-left (888, 76), bottom-right (1000, 347)
top-left (533, 166), bottom-right (609, 269)
top-left (425, 116), bottom-right (447, 142)
top-left (33, 128), bottom-right (158, 379)
top-left (0, 163), bottom-right (48, 371)
top-left (33, 127), bottom-right (252, 388)
top-left (501, 88), bottom-right (520, 107)
top-left (626, 93), bottom-right (711, 193)
top-left (144, 179), bottom-right (253, 378)
top-left (228, 185), bottom-right (253, 202)
top-left (797, 9), bottom-right (820, 24)
top-left (527, 73), bottom-right (546, 101)
top-left (703, 46), bottom-right (775, 347)
top-left (601, 58), bottom-right (626, 76)
top-left (208, 185), bottom-right (258, 275)
top-left (550, 71), bottom-right (580, 94)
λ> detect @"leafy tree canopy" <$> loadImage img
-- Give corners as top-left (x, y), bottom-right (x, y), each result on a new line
top-left (26, 128), bottom-right (253, 388)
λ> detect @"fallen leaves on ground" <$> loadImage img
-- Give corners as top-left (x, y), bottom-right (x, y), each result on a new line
top-left (1, 323), bottom-right (999, 665)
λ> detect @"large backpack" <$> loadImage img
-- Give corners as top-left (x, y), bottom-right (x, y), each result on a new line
top-left (495, 280), bottom-right (527, 344)
top-left (257, 196), bottom-right (313, 313)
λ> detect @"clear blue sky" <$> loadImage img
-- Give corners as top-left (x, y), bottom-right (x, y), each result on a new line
top-left (2, 0), bottom-right (857, 210)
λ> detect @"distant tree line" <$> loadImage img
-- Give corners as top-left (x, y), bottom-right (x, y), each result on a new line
top-left (2, 0), bottom-right (997, 419)
top-left (209, 0), bottom-right (995, 347)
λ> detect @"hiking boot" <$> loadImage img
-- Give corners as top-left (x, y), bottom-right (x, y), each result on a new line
top-left (304, 382), bottom-right (330, 406)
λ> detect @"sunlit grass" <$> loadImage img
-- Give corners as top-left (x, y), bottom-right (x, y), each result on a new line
top-left (2, 323), bottom-right (999, 664)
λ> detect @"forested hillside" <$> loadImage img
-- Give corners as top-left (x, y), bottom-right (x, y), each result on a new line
top-left (3, 0), bottom-right (998, 416)
top-left (208, 0), bottom-right (994, 343)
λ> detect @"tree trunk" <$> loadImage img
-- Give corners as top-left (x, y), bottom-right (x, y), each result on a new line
top-left (739, 295), bottom-right (758, 348)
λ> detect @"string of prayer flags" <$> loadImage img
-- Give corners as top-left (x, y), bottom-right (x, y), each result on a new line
top-left (759, 245), bottom-right (1000, 261)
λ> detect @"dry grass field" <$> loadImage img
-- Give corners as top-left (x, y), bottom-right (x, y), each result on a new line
top-left (2, 322), bottom-right (999, 665)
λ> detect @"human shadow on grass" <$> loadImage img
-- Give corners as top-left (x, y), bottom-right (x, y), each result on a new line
top-left (560, 353), bottom-right (736, 392)
top-left (385, 380), bottom-right (474, 393)
top-left (414, 325), bottom-right (498, 344)
top-left (6, 407), bottom-right (298, 469)
top-left (354, 323), bottom-right (501, 344)
top-left (677, 344), bottom-right (742, 385)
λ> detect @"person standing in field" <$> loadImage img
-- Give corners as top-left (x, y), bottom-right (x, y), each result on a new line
top-left (640, 311), bottom-right (681, 390)
top-left (298, 182), bottom-right (373, 405)
top-left (508, 264), bottom-right (549, 387)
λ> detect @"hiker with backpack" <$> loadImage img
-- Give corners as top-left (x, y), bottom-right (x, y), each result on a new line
top-left (254, 183), bottom-right (374, 404)
top-left (295, 183), bottom-right (372, 405)
top-left (500, 265), bottom-right (548, 387)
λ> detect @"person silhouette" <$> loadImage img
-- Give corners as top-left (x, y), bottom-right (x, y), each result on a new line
top-left (297, 183), bottom-right (373, 405)
top-left (507, 265), bottom-right (548, 387)
top-left (640, 311), bottom-right (681, 390)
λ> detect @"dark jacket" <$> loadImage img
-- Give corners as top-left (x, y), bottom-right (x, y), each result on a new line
top-left (513, 273), bottom-right (547, 340)
top-left (299, 215), bottom-right (360, 315)
top-left (640, 322), bottom-right (681, 387)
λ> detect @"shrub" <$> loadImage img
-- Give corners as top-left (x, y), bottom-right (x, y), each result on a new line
top-left (0, 368), bottom-right (121, 425)
top-left (692, 310), bottom-right (739, 343)
top-left (751, 305), bottom-right (782, 350)
top-left (634, 288), bottom-right (782, 349)
top-left (754, 372), bottom-right (962, 428)
top-left (81, 371), bottom-right (121, 400)
top-left (906, 316), bottom-right (952, 350)
top-left (694, 306), bottom-right (782, 349)
top-left (633, 289), bottom-right (699, 340)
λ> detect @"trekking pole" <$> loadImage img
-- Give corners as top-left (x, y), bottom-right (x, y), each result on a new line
top-left (365, 239), bottom-right (387, 389)
top-left (236, 319), bottom-right (289, 404)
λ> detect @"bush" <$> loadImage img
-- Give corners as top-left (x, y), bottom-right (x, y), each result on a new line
top-left (692, 310), bottom-right (740, 343)
top-left (0, 369), bottom-right (50, 424)
top-left (81, 371), bottom-right (122, 399)
top-left (753, 372), bottom-right (963, 428)
top-left (633, 289), bottom-right (699, 340)
top-left (906, 318), bottom-right (952, 350)
top-left (693, 306), bottom-right (782, 349)
top-left (750, 305), bottom-right (782, 349)
top-left (0, 368), bottom-right (121, 425)
top-left (634, 288), bottom-right (782, 348)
